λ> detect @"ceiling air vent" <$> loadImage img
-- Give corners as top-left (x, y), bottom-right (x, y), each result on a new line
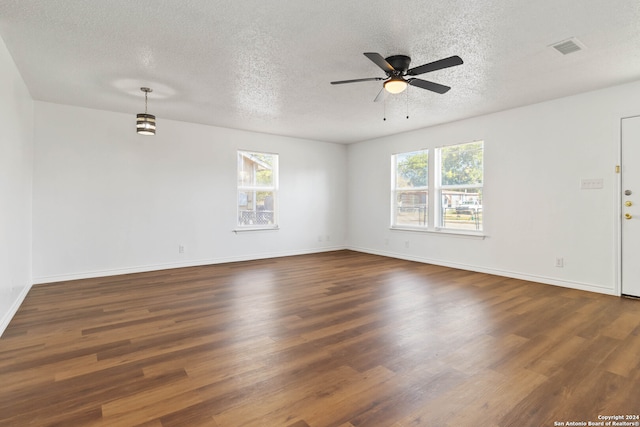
top-left (550, 37), bottom-right (584, 55)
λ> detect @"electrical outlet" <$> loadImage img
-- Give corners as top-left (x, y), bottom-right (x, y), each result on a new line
top-left (178, 244), bottom-right (185, 254)
top-left (318, 235), bottom-right (323, 242)
top-left (405, 240), bottom-right (410, 248)
top-left (555, 257), bottom-right (564, 268)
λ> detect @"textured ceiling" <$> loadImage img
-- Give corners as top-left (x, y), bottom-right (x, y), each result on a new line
top-left (1, 0), bottom-right (640, 144)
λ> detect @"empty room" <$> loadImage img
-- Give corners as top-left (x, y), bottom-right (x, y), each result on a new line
top-left (1, 1), bottom-right (640, 426)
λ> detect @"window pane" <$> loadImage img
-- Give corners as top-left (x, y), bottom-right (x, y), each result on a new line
top-left (441, 188), bottom-right (482, 231)
top-left (395, 150), bottom-right (428, 188)
top-left (238, 191), bottom-right (275, 226)
top-left (441, 142), bottom-right (483, 186)
top-left (238, 151), bottom-right (275, 187)
top-left (394, 191), bottom-right (428, 227)
top-left (237, 150), bottom-right (278, 228)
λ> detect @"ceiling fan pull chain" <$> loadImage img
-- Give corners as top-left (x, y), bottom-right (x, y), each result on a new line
top-left (406, 86), bottom-right (410, 119)
top-left (383, 98), bottom-right (387, 121)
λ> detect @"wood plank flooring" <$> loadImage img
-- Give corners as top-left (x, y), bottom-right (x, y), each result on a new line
top-left (1, 250), bottom-right (639, 426)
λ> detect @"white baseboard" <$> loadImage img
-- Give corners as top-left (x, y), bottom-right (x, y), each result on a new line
top-left (348, 246), bottom-right (617, 296)
top-left (32, 245), bottom-right (347, 285)
top-left (0, 283), bottom-right (32, 338)
top-left (33, 244), bottom-right (617, 296)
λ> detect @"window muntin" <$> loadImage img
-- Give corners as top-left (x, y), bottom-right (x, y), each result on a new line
top-left (237, 151), bottom-right (278, 228)
top-left (437, 141), bottom-right (483, 231)
top-left (392, 150), bottom-right (428, 228)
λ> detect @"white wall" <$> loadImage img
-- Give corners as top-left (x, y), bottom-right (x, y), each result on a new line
top-left (348, 80), bottom-right (640, 295)
top-left (0, 36), bottom-right (33, 335)
top-left (7, 51), bottom-right (640, 340)
top-left (33, 102), bottom-right (347, 282)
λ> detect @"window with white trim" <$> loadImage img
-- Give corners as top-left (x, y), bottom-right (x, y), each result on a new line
top-left (237, 150), bottom-right (278, 229)
top-left (391, 150), bottom-right (429, 229)
top-left (391, 141), bottom-right (484, 233)
top-left (436, 141), bottom-right (483, 231)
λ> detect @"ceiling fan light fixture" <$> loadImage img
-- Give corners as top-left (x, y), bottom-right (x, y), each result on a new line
top-left (384, 77), bottom-right (408, 94)
top-left (136, 87), bottom-right (156, 135)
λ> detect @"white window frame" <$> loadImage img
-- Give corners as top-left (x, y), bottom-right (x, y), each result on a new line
top-left (236, 150), bottom-right (279, 231)
top-left (435, 141), bottom-right (483, 233)
top-left (391, 141), bottom-right (484, 236)
top-left (391, 149), bottom-right (429, 230)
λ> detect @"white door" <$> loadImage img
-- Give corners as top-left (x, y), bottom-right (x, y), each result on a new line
top-left (621, 116), bottom-right (640, 297)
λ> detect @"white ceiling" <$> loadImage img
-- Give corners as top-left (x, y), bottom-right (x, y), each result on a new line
top-left (1, 1), bottom-right (639, 144)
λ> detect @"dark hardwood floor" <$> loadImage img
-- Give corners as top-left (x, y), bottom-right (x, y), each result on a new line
top-left (1, 250), bottom-right (639, 426)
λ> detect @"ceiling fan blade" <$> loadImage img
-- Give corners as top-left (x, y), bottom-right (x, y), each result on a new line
top-left (331, 77), bottom-right (385, 85)
top-left (408, 78), bottom-right (451, 94)
top-left (406, 55), bottom-right (463, 76)
top-left (373, 87), bottom-right (388, 103)
top-left (363, 52), bottom-right (395, 73)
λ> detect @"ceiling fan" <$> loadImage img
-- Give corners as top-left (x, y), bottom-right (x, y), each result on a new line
top-left (331, 52), bottom-right (463, 102)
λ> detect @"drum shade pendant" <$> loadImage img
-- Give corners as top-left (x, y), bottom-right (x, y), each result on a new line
top-left (136, 87), bottom-right (156, 135)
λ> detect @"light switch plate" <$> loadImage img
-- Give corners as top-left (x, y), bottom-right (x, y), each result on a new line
top-left (580, 178), bottom-right (604, 190)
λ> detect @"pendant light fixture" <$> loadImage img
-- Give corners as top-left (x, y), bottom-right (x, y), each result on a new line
top-left (136, 87), bottom-right (156, 135)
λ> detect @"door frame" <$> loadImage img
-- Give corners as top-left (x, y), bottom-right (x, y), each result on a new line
top-left (617, 114), bottom-right (640, 297)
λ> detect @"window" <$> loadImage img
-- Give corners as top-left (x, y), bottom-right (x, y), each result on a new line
top-left (391, 141), bottom-right (484, 233)
top-left (437, 141), bottom-right (483, 231)
top-left (237, 150), bottom-right (278, 229)
top-left (391, 150), bottom-right (429, 228)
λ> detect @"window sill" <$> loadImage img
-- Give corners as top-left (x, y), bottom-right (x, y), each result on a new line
top-left (233, 226), bottom-right (280, 233)
top-left (389, 226), bottom-right (486, 239)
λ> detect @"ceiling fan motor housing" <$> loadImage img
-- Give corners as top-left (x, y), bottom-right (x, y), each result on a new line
top-left (385, 55), bottom-right (411, 74)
